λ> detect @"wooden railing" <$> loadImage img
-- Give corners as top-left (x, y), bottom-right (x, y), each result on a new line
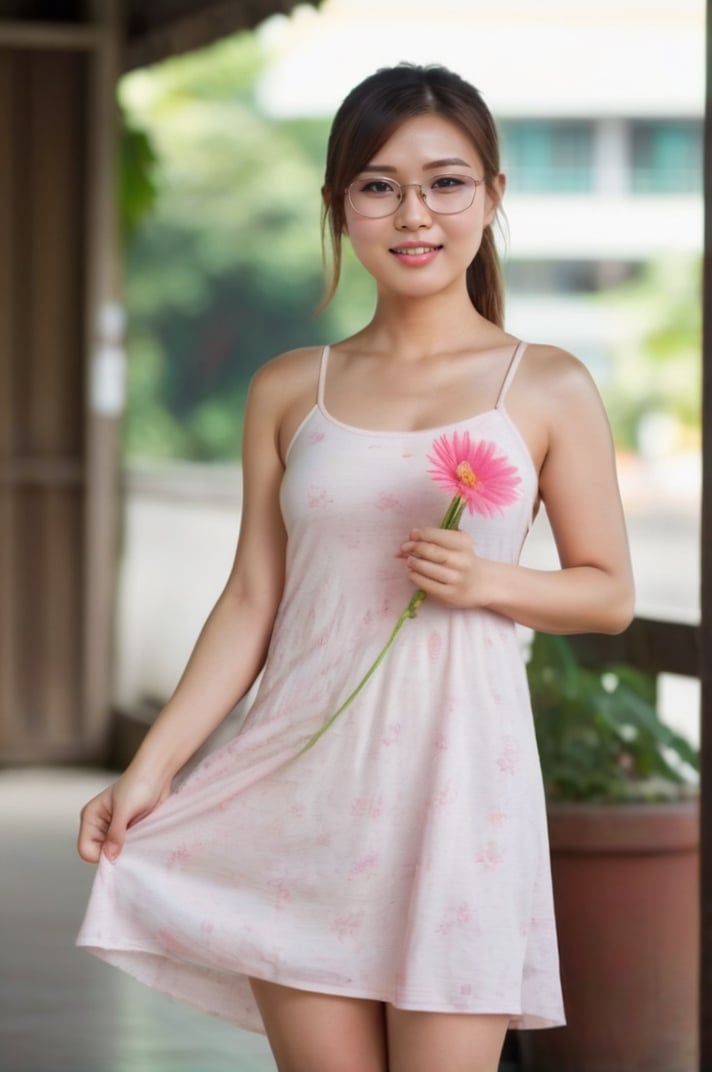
top-left (570, 616), bottom-right (701, 679)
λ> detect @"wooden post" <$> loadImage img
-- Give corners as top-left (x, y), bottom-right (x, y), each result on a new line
top-left (0, 32), bottom-right (95, 761)
top-left (81, 0), bottom-right (124, 757)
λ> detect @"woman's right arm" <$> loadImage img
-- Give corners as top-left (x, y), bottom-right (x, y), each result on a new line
top-left (78, 360), bottom-right (290, 863)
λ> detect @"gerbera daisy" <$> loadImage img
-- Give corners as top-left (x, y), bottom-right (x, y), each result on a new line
top-left (427, 430), bottom-right (522, 519)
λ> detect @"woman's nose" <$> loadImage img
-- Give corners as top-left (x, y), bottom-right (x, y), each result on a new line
top-left (393, 184), bottom-right (432, 229)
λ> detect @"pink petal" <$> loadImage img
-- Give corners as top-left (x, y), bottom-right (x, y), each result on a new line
top-left (427, 433), bottom-right (522, 518)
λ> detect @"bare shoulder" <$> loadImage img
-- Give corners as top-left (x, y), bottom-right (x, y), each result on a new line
top-left (521, 342), bottom-right (598, 395)
top-left (504, 343), bottom-right (609, 472)
top-left (518, 342), bottom-right (607, 420)
top-left (250, 345), bottom-right (323, 399)
top-left (246, 346), bottom-right (324, 461)
top-left (246, 345), bottom-right (322, 420)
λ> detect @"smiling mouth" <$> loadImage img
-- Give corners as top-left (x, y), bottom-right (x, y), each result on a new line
top-left (389, 244), bottom-right (443, 255)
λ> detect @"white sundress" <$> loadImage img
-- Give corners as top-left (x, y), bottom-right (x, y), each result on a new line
top-left (77, 340), bottom-right (565, 1033)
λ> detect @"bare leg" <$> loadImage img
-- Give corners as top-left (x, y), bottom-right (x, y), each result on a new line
top-left (249, 978), bottom-right (388, 1072)
top-left (386, 1006), bottom-right (510, 1072)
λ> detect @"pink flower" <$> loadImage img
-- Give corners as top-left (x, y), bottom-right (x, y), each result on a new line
top-left (427, 431), bottom-right (521, 518)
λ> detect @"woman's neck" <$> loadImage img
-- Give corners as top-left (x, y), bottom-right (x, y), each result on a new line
top-left (364, 289), bottom-right (503, 359)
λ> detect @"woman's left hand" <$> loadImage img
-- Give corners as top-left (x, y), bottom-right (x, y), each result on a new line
top-left (400, 527), bottom-right (488, 609)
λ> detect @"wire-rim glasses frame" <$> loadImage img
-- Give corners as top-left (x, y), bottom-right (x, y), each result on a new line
top-left (345, 174), bottom-right (486, 218)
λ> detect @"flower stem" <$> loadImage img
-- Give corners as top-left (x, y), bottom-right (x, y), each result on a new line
top-left (441, 496), bottom-right (465, 530)
top-left (297, 589), bottom-right (424, 756)
top-left (296, 494), bottom-right (464, 756)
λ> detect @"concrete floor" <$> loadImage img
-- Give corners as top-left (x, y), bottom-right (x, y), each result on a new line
top-left (0, 768), bottom-right (275, 1072)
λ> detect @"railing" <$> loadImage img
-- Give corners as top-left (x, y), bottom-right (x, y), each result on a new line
top-left (570, 616), bottom-right (701, 679)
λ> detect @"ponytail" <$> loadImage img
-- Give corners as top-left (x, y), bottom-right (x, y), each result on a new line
top-left (466, 224), bottom-right (505, 328)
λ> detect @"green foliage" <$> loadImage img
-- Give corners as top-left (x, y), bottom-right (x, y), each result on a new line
top-left (119, 108), bottom-right (160, 249)
top-left (118, 31), bottom-right (373, 462)
top-left (527, 632), bottom-right (698, 802)
top-left (598, 256), bottom-right (701, 450)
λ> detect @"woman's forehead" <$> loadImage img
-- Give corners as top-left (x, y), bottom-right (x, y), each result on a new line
top-left (364, 114), bottom-right (482, 170)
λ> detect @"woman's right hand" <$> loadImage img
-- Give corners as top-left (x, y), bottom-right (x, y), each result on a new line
top-left (77, 773), bottom-right (171, 864)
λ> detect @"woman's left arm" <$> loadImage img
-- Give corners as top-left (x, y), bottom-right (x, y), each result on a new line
top-left (403, 351), bottom-right (635, 634)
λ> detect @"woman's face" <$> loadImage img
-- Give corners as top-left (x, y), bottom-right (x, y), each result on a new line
top-left (342, 113), bottom-right (501, 301)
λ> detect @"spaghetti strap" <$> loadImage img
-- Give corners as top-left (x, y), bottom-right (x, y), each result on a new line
top-left (495, 340), bottom-right (528, 410)
top-left (317, 345), bottom-right (331, 407)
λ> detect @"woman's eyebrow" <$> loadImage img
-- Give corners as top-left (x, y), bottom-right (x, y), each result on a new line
top-left (424, 157), bottom-right (472, 170)
top-left (359, 157), bottom-right (472, 174)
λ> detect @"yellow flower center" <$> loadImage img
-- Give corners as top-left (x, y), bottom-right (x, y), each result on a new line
top-left (456, 461), bottom-right (478, 487)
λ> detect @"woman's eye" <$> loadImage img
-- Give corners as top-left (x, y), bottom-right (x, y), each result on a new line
top-left (430, 175), bottom-right (466, 190)
top-left (360, 179), bottom-right (396, 195)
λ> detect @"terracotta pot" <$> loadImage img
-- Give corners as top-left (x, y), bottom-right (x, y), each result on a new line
top-left (519, 799), bottom-right (699, 1072)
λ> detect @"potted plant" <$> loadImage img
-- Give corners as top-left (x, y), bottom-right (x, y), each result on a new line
top-left (518, 631), bottom-right (699, 1072)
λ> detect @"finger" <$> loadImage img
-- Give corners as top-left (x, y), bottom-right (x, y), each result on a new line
top-left (406, 539), bottom-right (461, 568)
top-left (77, 804), bottom-right (111, 864)
top-left (410, 526), bottom-right (470, 548)
top-left (407, 555), bottom-right (458, 586)
top-left (103, 807), bottom-right (131, 861)
top-left (77, 829), bottom-right (103, 864)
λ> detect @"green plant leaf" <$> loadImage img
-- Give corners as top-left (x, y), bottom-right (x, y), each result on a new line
top-left (528, 632), bottom-right (699, 802)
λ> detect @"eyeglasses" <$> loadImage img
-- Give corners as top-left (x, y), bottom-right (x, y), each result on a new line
top-left (346, 175), bottom-right (485, 218)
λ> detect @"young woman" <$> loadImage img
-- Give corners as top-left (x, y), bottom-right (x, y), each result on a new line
top-left (77, 63), bottom-right (634, 1072)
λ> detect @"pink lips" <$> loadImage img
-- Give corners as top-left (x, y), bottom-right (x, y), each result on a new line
top-left (389, 242), bottom-right (443, 266)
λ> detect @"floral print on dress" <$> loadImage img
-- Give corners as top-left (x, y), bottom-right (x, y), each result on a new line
top-left (307, 485), bottom-right (334, 508)
top-left (428, 631), bottom-right (443, 661)
top-left (375, 492), bottom-right (402, 511)
top-left (381, 722), bottom-right (402, 747)
top-left (331, 912), bottom-right (363, 941)
top-left (497, 736), bottom-right (522, 775)
top-left (433, 731), bottom-right (448, 752)
top-left (438, 902), bottom-right (475, 935)
top-left (351, 795), bottom-right (385, 821)
top-left (475, 842), bottom-right (504, 871)
top-left (487, 808), bottom-right (509, 828)
top-left (350, 851), bottom-right (380, 879)
top-left (433, 781), bottom-right (458, 810)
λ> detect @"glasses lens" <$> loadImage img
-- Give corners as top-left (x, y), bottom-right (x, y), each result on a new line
top-left (347, 175), bottom-right (480, 217)
top-left (423, 175), bottom-right (478, 214)
top-left (348, 178), bottom-right (401, 218)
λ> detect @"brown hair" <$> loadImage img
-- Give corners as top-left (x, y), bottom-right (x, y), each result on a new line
top-left (321, 63), bottom-right (505, 326)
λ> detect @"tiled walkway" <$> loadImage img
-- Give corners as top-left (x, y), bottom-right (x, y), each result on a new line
top-left (0, 768), bottom-right (275, 1072)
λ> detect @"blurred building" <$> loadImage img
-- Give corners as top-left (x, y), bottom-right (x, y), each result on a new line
top-left (258, 0), bottom-right (704, 364)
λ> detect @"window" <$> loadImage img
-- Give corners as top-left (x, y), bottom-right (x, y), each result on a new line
top-left (631, 121), bottom-right (702, 194)
top-left (502, 120), bottom-right (594, 193)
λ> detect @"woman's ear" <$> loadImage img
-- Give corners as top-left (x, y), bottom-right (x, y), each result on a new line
top-left (484, 172), bottom-right (506, 226)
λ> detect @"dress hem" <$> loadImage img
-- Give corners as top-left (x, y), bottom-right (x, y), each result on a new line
top-left (77, 936), bottom-right (566, 1033)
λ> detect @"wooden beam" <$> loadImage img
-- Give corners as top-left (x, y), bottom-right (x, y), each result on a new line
top-left (123, 0), bottom-right (317, 71)
top-left (0, 21), bottom-right (101, 50)
top-left (124, 0), bottom-right (269, 70)
top-left (569, 617), bottom-right (701, 679)
top-left (700, 0), bottom-right (712, 1065)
